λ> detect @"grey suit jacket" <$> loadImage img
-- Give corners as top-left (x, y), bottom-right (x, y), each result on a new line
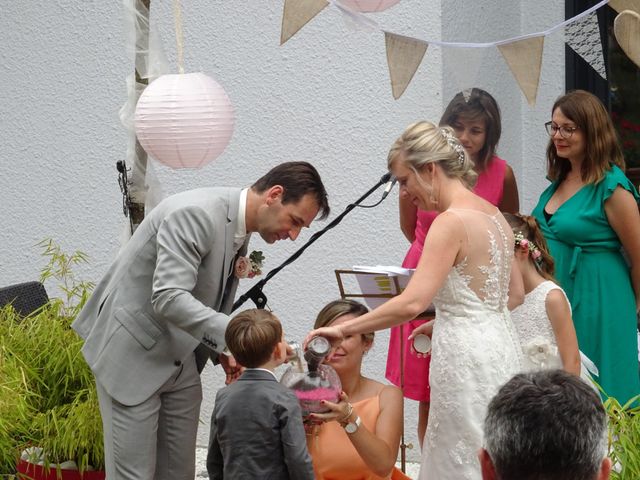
top-left (72, 187), bottom-right (245, 406)
top-left (207, 369), bottom-right (315, 480)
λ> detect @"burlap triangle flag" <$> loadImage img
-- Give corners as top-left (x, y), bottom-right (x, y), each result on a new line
top-left (609, 0), bottom-right (640, 13)
top-left (281, 0), bottom-right (329, 45)
top-left (497, 36), bottom-right (545, 106)
top-left (384, 32), bottom-right (428, 99)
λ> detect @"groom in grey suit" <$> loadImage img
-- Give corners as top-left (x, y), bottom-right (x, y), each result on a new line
top-left (72, 161), bottom-right (329, 480)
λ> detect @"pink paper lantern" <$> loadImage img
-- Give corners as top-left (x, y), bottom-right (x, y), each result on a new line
top-left (134, 72), bottom-right (234, 169)
top-left (339, 0), bottom-right (401, 12)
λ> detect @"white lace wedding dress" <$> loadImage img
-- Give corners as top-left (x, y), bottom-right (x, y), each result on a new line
top-left (419, 209), bottom-right (522, 480)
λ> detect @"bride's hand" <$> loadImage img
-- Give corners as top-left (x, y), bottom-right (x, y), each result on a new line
top-left (303, 325), bottom-right (345, 354)
top-left (408, 319), bottom-right (435, 340)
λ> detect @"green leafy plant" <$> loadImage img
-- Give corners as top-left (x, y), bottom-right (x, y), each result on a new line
top-left (606, 394), bottom-right (640, 480)
top-left (0, 240), bottom-right (102, 476)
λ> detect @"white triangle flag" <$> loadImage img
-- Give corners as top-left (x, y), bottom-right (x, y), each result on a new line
top-left (565, 12), bottom-right (607, 79)
top-left (444, 46), bottom-right (489, 97)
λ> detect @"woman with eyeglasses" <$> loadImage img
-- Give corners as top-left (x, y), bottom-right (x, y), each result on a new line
top-left (532, 89), bottom-right (640, 405)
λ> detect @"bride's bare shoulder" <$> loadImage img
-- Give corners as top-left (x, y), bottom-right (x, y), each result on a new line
top-left (429, 210), bottom-right (467, 237)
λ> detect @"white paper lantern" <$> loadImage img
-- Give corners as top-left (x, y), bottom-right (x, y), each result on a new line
top-left (134, 72), bottom-right (234, 169)
top-left (339, 0), bottom-right (401, 12)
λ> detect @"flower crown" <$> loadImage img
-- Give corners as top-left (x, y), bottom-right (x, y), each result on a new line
top-left (440, 128), bottom-right (466, 165)
top-left (514, 232), bottom-right (543, 266)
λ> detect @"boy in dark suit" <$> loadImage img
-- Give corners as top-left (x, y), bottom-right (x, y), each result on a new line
top-left (207, 309), bottom-right (315, 479)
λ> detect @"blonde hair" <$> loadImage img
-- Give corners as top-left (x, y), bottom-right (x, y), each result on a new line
top-left (314, 299), bottom-right (373, 344)
top-left (388, 121), bottom-right (478, 189)
top-left (547, 90), bottom-right (625, 184)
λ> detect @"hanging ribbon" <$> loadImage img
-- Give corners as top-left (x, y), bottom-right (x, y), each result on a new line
top-left (173, 0), bottom-right (185, 73)
top-left (331, 0), bottom-right (609, 48)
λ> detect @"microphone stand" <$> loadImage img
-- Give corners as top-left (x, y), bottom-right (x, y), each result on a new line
top-left (232, 172), bottom-right (394, 312)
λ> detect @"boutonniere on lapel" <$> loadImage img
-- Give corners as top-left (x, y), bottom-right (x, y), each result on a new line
top-left (235, 250), bottom-right (265, 279)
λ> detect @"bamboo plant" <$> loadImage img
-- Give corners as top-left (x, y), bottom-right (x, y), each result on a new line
top-left (606, 394), bottom-right (640, 480)
top-left (0, 240), bottom-right (102, 476)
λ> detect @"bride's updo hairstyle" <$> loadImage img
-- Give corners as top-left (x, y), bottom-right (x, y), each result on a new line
top-left (387, 121), bottom-right (478, 189)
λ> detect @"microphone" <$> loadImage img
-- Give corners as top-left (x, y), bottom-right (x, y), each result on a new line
top-left (380, 175), bottom-right (397, 201)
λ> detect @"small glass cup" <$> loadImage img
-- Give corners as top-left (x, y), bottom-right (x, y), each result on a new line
top-left (412, 333), bottom-right (432, 358)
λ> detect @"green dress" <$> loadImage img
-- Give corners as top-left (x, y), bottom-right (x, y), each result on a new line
top-left (532, 165), bottom-right (640, 405)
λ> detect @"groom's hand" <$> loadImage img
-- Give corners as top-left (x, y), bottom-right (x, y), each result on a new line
top-left (218, 352), bottom-right (243, 384)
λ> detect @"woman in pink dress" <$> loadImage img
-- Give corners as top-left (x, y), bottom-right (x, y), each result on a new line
top-left (386, 88), bottom-right (520, 446)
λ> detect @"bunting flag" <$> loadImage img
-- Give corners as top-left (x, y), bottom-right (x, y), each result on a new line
top-left (280, 0), bottom-right (613, 103)
top-left (497, 36), bottom-right (545, 106)
top-left (614, 10), bottom-right (640, 68)
top-left (281, 0), bottom-right (329, 45)
top-left (565, 12), bottom-right (607, 79)
top-left (609, 0), bottom-right (640, 13)
top-left (384, 32), bottom-right (428, 99)
top-left (444, 47), bottom-right (489, 96)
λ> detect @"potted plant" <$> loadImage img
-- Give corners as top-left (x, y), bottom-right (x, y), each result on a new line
top-left (606, 394), bottom-right (640, 480)
top-left (0, 240), bottom-right (104, 479)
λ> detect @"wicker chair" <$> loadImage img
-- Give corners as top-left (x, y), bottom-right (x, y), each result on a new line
top-left (0, 281), bottom-right (49, 316)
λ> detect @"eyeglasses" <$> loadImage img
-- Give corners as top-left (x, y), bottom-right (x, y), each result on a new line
top-left (544, 122), bottom-right (579, 139)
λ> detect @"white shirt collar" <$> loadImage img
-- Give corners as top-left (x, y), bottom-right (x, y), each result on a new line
top-left (234, 188), bottom-right (249, 252)
top-left (245, 367), bottom-right (278, 380)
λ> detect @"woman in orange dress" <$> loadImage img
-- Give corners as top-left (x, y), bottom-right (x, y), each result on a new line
top-left (306, 299), bottom-right (409, 480)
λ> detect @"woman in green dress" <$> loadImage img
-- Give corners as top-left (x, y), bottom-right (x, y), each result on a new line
top-left (532, 90), bottom-right (640, 405)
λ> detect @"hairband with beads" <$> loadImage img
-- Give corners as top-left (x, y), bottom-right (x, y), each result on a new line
top-left (440, 128), bottom-right (466, 165)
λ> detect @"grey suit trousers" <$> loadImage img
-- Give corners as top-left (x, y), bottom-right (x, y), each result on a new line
top-left (96, 353), bottom-right (202, 480)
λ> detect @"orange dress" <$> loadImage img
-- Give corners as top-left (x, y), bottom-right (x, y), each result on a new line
top-left (308, 393), bottom-right (410, 480)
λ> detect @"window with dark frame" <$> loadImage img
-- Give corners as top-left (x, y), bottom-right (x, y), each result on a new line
top-left (565, 1), bottom-right (640, 186)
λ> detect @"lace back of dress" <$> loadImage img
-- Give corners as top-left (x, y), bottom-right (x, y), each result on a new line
top-left (449, 209), bottom-right (513, 311)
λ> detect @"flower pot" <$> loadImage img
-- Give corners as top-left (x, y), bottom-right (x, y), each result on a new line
top-left (17, 459), bottom-right (105, 480)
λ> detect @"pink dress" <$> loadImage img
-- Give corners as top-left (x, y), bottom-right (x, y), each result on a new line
top-left (385, 155), bottom-right (507, 401)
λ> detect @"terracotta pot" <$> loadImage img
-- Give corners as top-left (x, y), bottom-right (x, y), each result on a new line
top-left (16, 459), bottom-right (105, 480)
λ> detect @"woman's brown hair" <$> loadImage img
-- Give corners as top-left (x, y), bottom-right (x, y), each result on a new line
top-left (314, 299), bottom-right (373, 343)
top-left (546, 90), bottom-right (625, 184)
top-left (504, 213), bottom-right (556, 282)
top-left (439, 88), bottom-right (502, 172)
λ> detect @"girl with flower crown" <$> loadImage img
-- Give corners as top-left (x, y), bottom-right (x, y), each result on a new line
top-left (504, 213), bottom-right (597, 384)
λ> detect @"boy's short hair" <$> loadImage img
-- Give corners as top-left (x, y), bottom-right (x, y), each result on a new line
top-left (225, 309), bottom-right (283, 368)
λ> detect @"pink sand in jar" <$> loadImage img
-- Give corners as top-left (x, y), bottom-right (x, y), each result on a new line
top-left (294, 388), bottom-right (340, 402)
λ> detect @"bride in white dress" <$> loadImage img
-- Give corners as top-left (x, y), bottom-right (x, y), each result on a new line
top-left (306, 121), bottom-right (523, 480)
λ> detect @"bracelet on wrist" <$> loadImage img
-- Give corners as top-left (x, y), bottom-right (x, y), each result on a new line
top-left (338, 403), bottom-right (353, 426)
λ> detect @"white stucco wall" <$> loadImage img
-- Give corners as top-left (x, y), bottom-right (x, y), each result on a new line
top-left (1, 0), bottom-right (565, 464)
